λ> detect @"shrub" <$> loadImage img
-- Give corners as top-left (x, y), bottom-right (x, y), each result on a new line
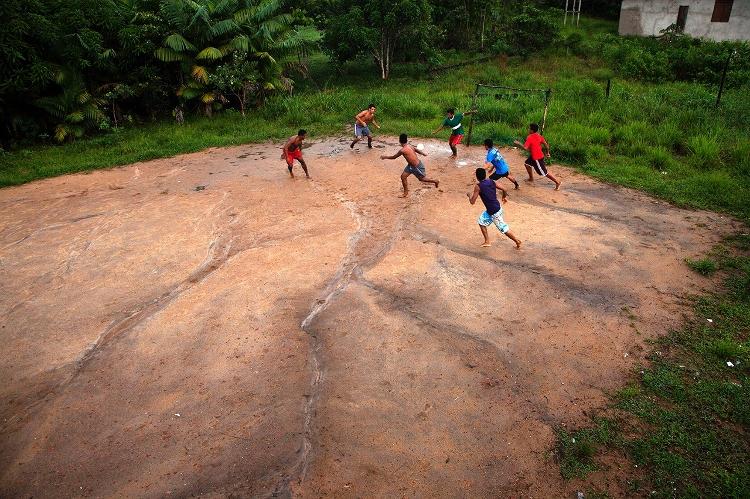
top-left (686, 257), bottom-right (718, 276)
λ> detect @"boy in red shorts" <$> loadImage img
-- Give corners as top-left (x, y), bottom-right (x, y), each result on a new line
top-left (432, 108), bottom-right (475, 157)
top-left (514, 123), bottom-right (560, 190)
top-left (281, 129), bottom-right (310, 179)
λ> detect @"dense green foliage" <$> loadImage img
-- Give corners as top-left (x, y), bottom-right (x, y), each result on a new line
top-left (558, 235), bottom-right (750, 497)
top-left (0, 0), bottom-right (318, 147)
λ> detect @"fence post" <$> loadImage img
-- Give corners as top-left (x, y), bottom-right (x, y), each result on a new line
top-left (716, 51), bottom-right (734, 108)
top-left (466, 84), bottom-right (479, 146)
top-left (541, 89), bottom-right (551, 133)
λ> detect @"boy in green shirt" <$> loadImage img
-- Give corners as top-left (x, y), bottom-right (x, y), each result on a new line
top-left (432, 108), bottom-right (475, 157)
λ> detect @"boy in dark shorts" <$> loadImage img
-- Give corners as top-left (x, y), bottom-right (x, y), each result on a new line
top-left (281, 129), bottom-right (310, 179)
top-left (381, 134), bottom-right (440, 197)
top-left (484, 138), bottom-right (519, 189)
top-left (432, 108), bottom-right (475, 157)
top-left (467, 168), bottom-right (521, 249)
top-left (514, 123), bottom-right (560, 190)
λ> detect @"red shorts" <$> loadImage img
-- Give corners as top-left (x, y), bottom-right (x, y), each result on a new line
top-left (449, 134), bottom-right (463, 146)
top-left (285, 149), bottom-right (302, 165)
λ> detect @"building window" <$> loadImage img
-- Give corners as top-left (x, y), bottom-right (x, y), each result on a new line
top-left (677, 6), bottom-right (689, 30)
top-left (711, 0), bottom-right (733, 22)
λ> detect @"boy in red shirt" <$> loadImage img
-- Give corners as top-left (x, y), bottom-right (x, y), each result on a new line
top-left (514, 123), bottom-right (560, 190)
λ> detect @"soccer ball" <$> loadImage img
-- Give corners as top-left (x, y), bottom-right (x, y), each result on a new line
top-left (416, 143), bottom-right (425, 150)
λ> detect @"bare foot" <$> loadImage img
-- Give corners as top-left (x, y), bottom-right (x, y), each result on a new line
top-left (554, 182), bottom-right (561, 191)
top-left (480, 242), bottom-right (491, 247)
top-left (524, 178), bottom-right (534, 183)
top-left (515, 241), bottom-right (522, 250)
top-left (399, 192), bottom-right (409, 198)
top-left (434, 180), bottom-right (440, 188)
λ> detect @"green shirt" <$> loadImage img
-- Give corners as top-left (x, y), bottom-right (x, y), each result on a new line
top-left (443, 113), bottom-right (464, 135)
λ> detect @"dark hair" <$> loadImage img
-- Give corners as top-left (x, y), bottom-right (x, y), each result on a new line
top-left (476, 168), bottom-right (487, 180)
top-left (483, 138), bottom-right (493, 148)
top-left (529, 123), bottom-right (539, 132)
top-left (446, 108), bottom-right (455, 115)
top-left (368, 103), bottom-right (376, 109)
top-left (399, 133), bottom-right (408, 144)
top-left (298, 129), bottom-right (307, 136)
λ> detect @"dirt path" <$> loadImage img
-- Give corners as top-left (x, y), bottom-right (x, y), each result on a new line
top-left (0, 137), bottom-right (739, 497)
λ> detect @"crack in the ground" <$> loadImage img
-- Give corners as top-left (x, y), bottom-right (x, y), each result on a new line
top-left (268, 182), bottom-right (430, 496)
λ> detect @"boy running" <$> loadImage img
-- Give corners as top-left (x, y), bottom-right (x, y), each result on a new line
top-left (468, 168), bottom-right (522, 249)
top-left (351, 104), bottom-right (380, 149)
top-left (484, 138), bottom-right (519, 189)
top-left (514, 123), bottom-right (560, 190)
top-left (432, 108), bottom-right (475, 157)
top-left (381, 133), bottom-right (440, 198)
top-left (281, 129), bottom-right (310, 179)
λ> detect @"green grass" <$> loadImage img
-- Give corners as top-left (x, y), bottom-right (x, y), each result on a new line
top-left (1, 15), bottom-right (749, 222)
top-left (557, 234), bottom-right (750, 497)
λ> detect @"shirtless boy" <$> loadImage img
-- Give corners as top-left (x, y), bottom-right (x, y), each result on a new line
top-left (381, 134), bottom-right (440, 197)
top-left (281, 129), bottom-right (310, 178)
top-left (513, 123), bottom-right (560, 190)
top-left (467, 168), bottom-right (522, 249)
top-left (351, 103), bottom-right (380, 149)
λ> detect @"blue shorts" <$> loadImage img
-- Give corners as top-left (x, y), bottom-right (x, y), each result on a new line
top-left (404, 161), bottom-right (426, 178)
top-left (477, 207), bottom-right (509, 234)
top-left (354, 123), bottom-right (371, 138)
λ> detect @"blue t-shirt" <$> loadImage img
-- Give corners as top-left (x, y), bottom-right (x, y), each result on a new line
top-left (478, 179), bottom-right (502, 215)
top-left (486, 148), bottom-right (509, 175)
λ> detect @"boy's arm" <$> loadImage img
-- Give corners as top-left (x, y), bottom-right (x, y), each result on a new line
top-left (467, 184), bottom-right (480, 205)
top-left (463, 110), bottom-right (476, 116)
top-left (432, 124), bottom-right (445, 134)
top-left (494, 181), bottom-right (508, 203)
top-left (355, 111), bottom-right (367, 126)
top-left (372, 117), bottom-right (380, 128)
top-left (542, 137), bottom-right (551, 157)
top-left (513, 139), bottom-right (528, 150)
top-left (415, 148), bottom-right (427, 156)
top-left (380, 151), bottom-right (402, 160)
top-left (484, 161), bottom-right (495, 175)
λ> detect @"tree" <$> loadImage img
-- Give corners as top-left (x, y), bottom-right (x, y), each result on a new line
top-left (322, 0), bottom-right (436, 79)
top-left (211, 53), bottom-right (260, 116)
top-left (155, 0), bottom-right (320, 114)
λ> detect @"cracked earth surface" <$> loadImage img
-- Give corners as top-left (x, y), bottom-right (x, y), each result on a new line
top-left (0, 137), bottom-right (739, 497)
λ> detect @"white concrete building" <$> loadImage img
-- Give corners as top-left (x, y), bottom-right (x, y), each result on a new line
top-left (619, 0), bottom-right (750, 40)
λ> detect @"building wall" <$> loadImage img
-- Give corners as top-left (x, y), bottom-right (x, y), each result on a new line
top-left (619, 0), bottom-right (750, 40)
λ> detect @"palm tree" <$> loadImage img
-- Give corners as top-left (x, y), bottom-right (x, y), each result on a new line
top-left (155, 0), bottom-right (319, 114)
top-left (36, 69), bottom-right (106, 142)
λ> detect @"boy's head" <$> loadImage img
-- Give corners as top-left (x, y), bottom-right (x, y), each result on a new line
top-left (399, 133), bottom-right (408, 145)
top-left (368, 104), bottom-right (376, 113)
top-left (446, 108), bottom-right (455, 118)
top-left (483, 138), bottom-right (493, 150)
top-left (529, 123), bottom-right (539, 133)
top-left (475, 168), bottom-right (487, 181)
top-left (298, 129), bottom-right (307, 138)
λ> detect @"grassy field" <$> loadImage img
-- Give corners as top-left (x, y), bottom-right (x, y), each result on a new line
top-left (2, 17), bottom-right (749, 222)
top-left (558, 234), bottom-right (750, 497)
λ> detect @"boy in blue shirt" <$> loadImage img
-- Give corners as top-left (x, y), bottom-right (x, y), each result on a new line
top-left (484, 138), bottom-right (519, 189)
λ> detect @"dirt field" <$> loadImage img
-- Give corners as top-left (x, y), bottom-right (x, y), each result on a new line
top-left (0, 137), bottom-right (739, 497)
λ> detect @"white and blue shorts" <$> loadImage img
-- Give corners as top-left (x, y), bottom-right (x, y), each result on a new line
top-left (477, 208), bottom-right (509, 234)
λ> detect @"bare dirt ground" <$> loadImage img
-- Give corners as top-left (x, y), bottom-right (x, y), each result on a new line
top-left (0, 137), bottom-right (740, 498)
